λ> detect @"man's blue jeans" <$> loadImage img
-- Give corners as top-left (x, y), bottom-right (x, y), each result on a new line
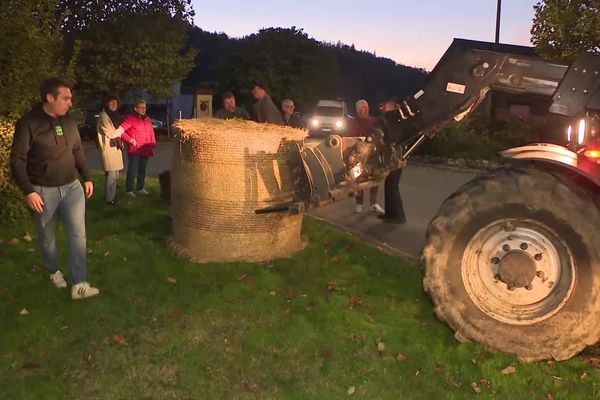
top-left (32, 180), bottom-right (87, 285)
top-left (126, 155), bottom-right (149, 192)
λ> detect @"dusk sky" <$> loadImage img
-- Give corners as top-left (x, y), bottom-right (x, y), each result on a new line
top-left (192, 0), bottom-right (538, 70)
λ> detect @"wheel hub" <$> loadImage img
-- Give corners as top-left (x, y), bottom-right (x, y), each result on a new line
top-left (461, 219), bottom-right (575, 325)
top-left (498, 251), bottom-right (536, 288)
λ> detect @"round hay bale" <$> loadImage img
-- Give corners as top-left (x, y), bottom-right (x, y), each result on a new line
top-left (169, 118), bottom-right (308, 263)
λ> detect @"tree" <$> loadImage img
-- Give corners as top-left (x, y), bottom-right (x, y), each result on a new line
top-left (531, 0), bottom-right (600, 60)
top-left (57, 0), bottom-right (196, 97)
top-left (0, 0), bottom-right (64, 118)
top-left (219, 28), bottom-right (340, 110)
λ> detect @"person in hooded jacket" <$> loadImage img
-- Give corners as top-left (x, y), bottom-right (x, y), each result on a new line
top-left (96, 94), bottom-right (124, 205)
top-left (114, 99), bottom-right (156, 197)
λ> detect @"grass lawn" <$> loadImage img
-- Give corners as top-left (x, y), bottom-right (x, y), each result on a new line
top-left (1, 178), bottom-right (599, 399)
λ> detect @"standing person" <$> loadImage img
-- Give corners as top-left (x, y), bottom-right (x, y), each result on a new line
top-left (252, 82), bottom-right (284, 125)
top-left (114, 100), bottom-right (156, 197)
top-left (377, 98), bottom-right (406, 224)
top-left (96, 94), bottom-right (124, 205)
top-left (10, 77), bottom-right (100, 299)
top-left (351, 99), bottom-right (384, 214)
top-left (214, 92), bottom-right (250, 120)
top-left (281, 99), bottom-right (303, 128)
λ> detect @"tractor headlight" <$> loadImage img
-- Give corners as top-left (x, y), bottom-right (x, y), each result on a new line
top-left (578, 119), bottom-right (586, 145)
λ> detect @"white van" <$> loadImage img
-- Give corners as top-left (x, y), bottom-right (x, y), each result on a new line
top-left (309, 100), bottom-right (349, 136)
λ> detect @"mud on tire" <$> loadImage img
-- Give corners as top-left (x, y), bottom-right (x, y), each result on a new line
top-left (423, 166), bottom-right (600, 361)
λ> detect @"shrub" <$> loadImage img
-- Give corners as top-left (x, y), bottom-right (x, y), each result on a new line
top-left (418, 116), bottom-right (540, 161)
top-left (0, 120), bottom-right (29, 225)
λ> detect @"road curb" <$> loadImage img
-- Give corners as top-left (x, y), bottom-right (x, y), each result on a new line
top-left (305, 214), bottom-right (420, 262)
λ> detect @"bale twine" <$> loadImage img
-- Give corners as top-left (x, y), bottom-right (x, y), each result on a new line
top-left (169, 118), bottom-right (308, 263)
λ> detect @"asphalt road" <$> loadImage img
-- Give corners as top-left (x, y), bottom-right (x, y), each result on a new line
top-left (84, 141), bottom-right (479, 259)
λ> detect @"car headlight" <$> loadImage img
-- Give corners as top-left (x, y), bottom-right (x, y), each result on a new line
top-left (311, 118), bottom-right (320, 127)
top-left (335, 120), bottom-right (344, 129)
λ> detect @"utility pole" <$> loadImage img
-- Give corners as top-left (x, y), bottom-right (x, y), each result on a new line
top-left (489, 0), bottom-right (501, 136)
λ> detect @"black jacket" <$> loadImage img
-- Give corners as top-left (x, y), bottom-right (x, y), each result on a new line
top-left (10, 104), bottom-right (92, 195)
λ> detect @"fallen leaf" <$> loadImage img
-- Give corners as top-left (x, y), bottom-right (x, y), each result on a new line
top-left (551, 375), bottom-right (562, 381)
top-left (470, 382), bottom-right (481, 394)
top-left (19, 308), bottom-right (29, 315)
top-left (479, 378), bottom-right (491, 388)
top-left (23, 234), bottom-right (32, 242)
top-left (326, 281), bottom-right (338, 292)
top-left (581, 371), bottom-right (588, 379)
top-left (104, 251), bottom-right (110, 256)
top-left (269, 290), bottom-right (277, 296)
top-left (167, 308), bottom-right (182, 319)
top-left (9, 238), bottom-right (19, 245)
top-left (377, 341), bottom-right (385, 355)
top-left (396, 352), bottom-right (407, 362)
top-left (414, 368), bottom-right (421, 377)
top-left (546, 360), bottom-right (555, 368)
top-left (501, 365), bottom-right (516, 375)
top-left (30, 266), bottom-right (42, 273)
top-left (112, 335), bottom-right (127, 345)
top-left (547, 394), bottom-right (554, 400)
top-left (21, 362), bottom-right (41, 370)
top-left (60, 325), bottom-right (69, 330)
top-left (365, 314), bottom-right (375, 324)
top-left (305, 303), bottom-right (315, 311)
top-left (319, 347), bottom-right (332, 359)
top-left (167, 277), bottom-right (177, 284)
top-left (349, 296), bottom-right (363, 307)
top-left (346, 386), bottom-right (355, 395)
top-left (330, 255), bottom-right (341, 263)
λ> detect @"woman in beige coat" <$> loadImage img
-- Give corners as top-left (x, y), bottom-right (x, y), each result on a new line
top-left (96, 95), bottom-right (124, 205)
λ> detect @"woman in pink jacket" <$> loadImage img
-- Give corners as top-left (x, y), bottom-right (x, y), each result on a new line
top-left (115, 99), bottom-right (156, 197)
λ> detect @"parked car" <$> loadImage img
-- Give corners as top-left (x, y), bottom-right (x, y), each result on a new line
top-left (308, 100), bottom-right (349, 137)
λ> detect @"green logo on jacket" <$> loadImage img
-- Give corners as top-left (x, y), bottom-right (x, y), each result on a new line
top-left (54, 125), bottom-right (64, 136)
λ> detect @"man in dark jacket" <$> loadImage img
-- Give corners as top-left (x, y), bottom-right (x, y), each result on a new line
top-left (252, 82), bottom-right (283, 125)
top-left (281, 99), bottom-right (304, 128)
top-left (376, 98), bottom-right (406, 224)
top-left (10, 77), bottom-right (100, 299)
top-left (214, 92), bottom-right (250, 120)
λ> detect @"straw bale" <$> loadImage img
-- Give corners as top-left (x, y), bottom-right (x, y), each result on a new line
top-left (169, 118), bottom-right (308, 263)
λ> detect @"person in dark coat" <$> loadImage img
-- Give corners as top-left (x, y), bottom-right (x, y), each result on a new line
top-left (377, 98), bottom-right (406, 224)
top-left (281, 99), bottom-right (304, 128)
top-left (214, 92), bottom-right (250, 120)
top-left (252, 82), bottom-right (283, 125)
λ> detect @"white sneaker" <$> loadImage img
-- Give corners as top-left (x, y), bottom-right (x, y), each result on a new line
top-left (371, 203), bottom-right (385, 214)
top-left (136, 189), bottom-right (149, 195)
top-left (49, 270), bottom-right (67, 288)
top-left (355, 204), bottom-right (363, 213)
top-left (125, 191), bottom-right (136, 197)
top-left (71, 282), bottom-right (100, 300)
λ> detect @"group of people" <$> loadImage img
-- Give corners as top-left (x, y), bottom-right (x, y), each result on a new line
top-left (9, 77), bottom-right (406, 301)
top-left (97, 96), bottom-right (157, 204)
top-left (214, 83), bottom-right (303, 128)
top-left (215, 85), bottom-right (406, 224)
